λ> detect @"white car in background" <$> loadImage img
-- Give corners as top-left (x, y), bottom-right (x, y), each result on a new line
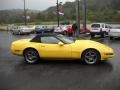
top-left (109, 27), bottom-right (120, 40)
top-left (90, 23), bottom-right (110, 38)
top-left (54, 26), bottom-right (63, 33)
top-left (11, 26), bottom-right (35, 35)
top-left (54, 25), bottom-right (69, 34)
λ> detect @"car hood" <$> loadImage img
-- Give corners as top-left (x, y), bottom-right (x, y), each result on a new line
top-left (74, 40), bottom-right (113, 52)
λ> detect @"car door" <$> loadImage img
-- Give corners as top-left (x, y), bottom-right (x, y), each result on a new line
top-left (39, 36), bottom-right (72, 59)
top-left (102, 24), bottom-right (109, 33)
top-left (105, 24), bottom-right (110, 33)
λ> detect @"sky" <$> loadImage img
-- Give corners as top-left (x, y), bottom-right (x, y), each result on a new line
top-left (0, 0), bottom-right (75, 11)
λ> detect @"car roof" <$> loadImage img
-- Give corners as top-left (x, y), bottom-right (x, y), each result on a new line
top-left (30, 33), bottom-right (60, 42)
top-left (36, 33), bottom-right (59, 37)
top-left (91, 23), bottom-right (107, 25)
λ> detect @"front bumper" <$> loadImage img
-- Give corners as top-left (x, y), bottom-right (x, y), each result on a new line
top-left (101, 52), bottom-right (114, 60)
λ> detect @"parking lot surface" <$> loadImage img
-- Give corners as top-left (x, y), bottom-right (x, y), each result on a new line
top-left (0, 31), bottom-right (120, 90)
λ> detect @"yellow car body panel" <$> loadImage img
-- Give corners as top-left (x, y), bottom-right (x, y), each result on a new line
top-left (11, 39), bottom-right (114, 61)
top-left (71, 40), bottom-right (114, 60)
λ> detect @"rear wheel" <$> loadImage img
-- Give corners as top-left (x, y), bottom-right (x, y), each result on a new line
top-left (81, 49), bottom-right (100, 65)
top-left (110, 36), bottom-right (113, 40)
top-left (101, 32), bottom-right (105, 38)
top-left (11, 31), bottom-right (14, 35)
top-left (18, 31), bottom-right (21, 35)
top-left (63, 31), bottom-right (67, 35)
top-left (90, 33), bottom-right (95, 38)
top-left (23, 49), bottom-right (40, 64)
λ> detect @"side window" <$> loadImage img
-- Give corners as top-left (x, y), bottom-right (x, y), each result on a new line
top-left (102, 24), bottom-right (104, 28)
top-left (41, 36), bottom-right (60, 44)
top-left (31, 36), bottom-right (41, 42)
top-left (105, 25), bottom-right (108, 28)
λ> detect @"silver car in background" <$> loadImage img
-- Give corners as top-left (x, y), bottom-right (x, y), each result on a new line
top-left (35, 25), bottom-right (54, 34)
top-left (54, 25), bottom-right (70, 34)
top-left (11, 26), bottom-right (35, 35)
top-left (109, 27), bottom-right (120, 40)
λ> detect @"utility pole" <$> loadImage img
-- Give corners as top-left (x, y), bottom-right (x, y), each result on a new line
top-left (57, 0), bottom-right (60, 27)
top-left (24, 0), bottom-right (27, 25)
top-left (82, 0), bottom-right (86, 32)
top-left (76, 0), bottom-right (80, 37)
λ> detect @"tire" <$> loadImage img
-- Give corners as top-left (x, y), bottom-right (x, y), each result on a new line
top-left (101, 32), bottom-right (105, 38)
top-left (63, 31), bottom-right (67, 35)
top-left (110, 36), bottom-right (113, 40)
top-left (23, 49), bottom-right (40, 64)
top-left (81, 49), bottom-right (100, 65)
top-left (90, 33), bottom-right (95, 38)
top-left (18, 31), bottom-right (21, 35)
top-left (105, 32), bottom-right (108, 35)
top-left (11, 31), bottom-right (14, 35)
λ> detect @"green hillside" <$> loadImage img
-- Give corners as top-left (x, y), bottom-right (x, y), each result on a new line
top-left (44, 0), bottom-right (120, 22)
top-left (0, 0), bottom-right (120, 24)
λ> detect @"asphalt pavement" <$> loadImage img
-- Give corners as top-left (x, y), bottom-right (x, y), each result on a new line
top-left (0, 31), bottom-right (120, 90)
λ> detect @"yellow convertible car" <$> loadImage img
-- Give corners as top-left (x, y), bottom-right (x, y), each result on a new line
top-left (11, 34), bottom-right (114, 64)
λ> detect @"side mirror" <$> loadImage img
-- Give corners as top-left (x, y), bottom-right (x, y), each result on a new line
top-left (58, 42), bottom-right (64, 46)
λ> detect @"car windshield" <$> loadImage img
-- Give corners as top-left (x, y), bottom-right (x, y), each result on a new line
top-left (56, 34), bottom-right (74, 44)
top-left (91, 24), bottom-right (100, 28)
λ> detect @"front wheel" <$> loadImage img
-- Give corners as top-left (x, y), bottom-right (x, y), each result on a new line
top-left (23, 49), bottom-right (40, 64)
top-left (90, 33), bottom-right (95, 38)
top-left (81, 49), bottom-right (100, 65)
top-left (18, 31), bottom-right (21, 35)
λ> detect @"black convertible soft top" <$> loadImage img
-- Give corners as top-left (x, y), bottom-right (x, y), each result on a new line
top-left (30, 33), bottom-right (60, 42)
top-left (36, 33), bottom-right (59, 37)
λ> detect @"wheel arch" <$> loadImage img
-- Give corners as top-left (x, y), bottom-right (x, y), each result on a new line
top-left (81, 48), bottom-right (101, 59)
top-left (23, 47), bottom-right (40, 56)
top-left (23, 47), bottom-right (40, 64)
